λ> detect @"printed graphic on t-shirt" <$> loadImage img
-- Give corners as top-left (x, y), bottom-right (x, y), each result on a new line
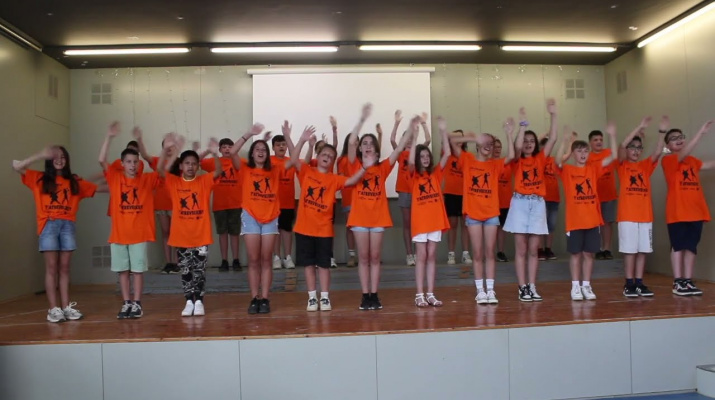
top-left (680, 166), bottom-right (700, 187)
top-left (119, 183), bottom-right (145, 213)
top-left (569, 173), bottom-right (597, 203)
top-left (178, 190), bottom-right (203, 216)
top-left (219, 166), bottom-right (237, 181)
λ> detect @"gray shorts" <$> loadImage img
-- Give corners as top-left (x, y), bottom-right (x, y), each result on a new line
top-left (601, 200), bottom-right (617, 223)
top-left (397, 192), bottom-right (412, 208)
top-left (545, 201), bottom-right (559, 233)
top-left (566, 227), bottom-right (600, 254)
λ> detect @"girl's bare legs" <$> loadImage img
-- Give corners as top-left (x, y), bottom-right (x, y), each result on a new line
top-left (514, 234), bottom-right (528, 286)
top-left (260, 234), bottom-right (277, 298)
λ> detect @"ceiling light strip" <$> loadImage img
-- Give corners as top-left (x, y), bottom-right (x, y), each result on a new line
top-left (359, 45), bottom-right (481, 51)
top-left (637, 1), bottom-right (715, 48)
top-left (64, 48), bottom-right (190, 55)
top-left (501, 45), bottom-right (617, 52)
top-left (211, 46), bottom-right (338, 53)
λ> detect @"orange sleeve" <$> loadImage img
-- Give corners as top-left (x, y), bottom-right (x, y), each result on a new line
top-left (201, 158), bottom-right (216, 172)
top-left (78, 179), bottom-right (98, 199)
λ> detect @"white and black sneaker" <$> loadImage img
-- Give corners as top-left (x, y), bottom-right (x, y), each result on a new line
top-left (306, 297), bottom-right (318, 312)
top-left (529, 283), bottom-right (543, 302)
top-left (684, 279), bottom-right (703, 296)
top-left (672, 279), bottom-right (691, 296)
top-left (518, 285), bottom-right (533, 302)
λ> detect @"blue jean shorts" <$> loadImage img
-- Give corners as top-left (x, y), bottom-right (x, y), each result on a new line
top-left (503, 193), bottom-right (548, 235)
top-left (240, 210), bottom-right (279, 235)
top-left (351, 226), bottom-right (385, 233)
top-left (39, 219), bottom-right (77, 252)
top-left (465, 215), bottom-right (500, 226)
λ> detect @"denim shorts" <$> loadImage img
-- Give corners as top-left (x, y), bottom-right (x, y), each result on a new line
top-left (503, 193), bottom-right (548, 235)
top-left (39, 219), bottom-right (77, 252)
top-left (240, 210), bottom-right (279, 235)
top-left (465, 215), bottom-right (500, 226)
top-left (351, 226), bottom-right (385, 233)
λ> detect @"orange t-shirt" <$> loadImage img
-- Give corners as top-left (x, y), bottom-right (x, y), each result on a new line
top-left (21, 170), bottom-right (97, 235)
top-left (337, 156), bottom-right (354, 207)
top-left (587, 149), bottom-right (618, 202)
top-left (239, 161), bottom-right (282, 223)
top-left (346, 158), bottom-right (395, 228)
top-left (106, 169), bottom-right (160, 244)
top-left (543, 156), bottom-right (561, 202)
top-left (512, 152), bottom-right (547, 197)
top-left (271, 155), bottom-right (297, 210)
top-left (443, 154), bottom-right (467, 196)
top-left (164, 173), bottom-right (216, 248)
top-left (617, 159), bottom-right (657, 223)
top-left (558, 164), bottom-right (605, 232)
top-left (149, 157), bottom-right (172, 211)
top-left (408, 167), bottom-right (450, 236)
top-left (111, 158), bottom-right (145, 175)
top-left (294, 164), bottom-right (348, 237)
top-left (662, 154), bottom-right (711, 223)
top-left (201, 157), bottom-right (242, 211)
top-left (395, 151), bottom-right (411, 193)
top-left (459, 153), bottom-right (504, 220)
top-left (498, 160), bottom-right (513, 209)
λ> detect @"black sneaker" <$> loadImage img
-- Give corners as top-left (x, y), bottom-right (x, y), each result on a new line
top-left (518, 285), bottom-right (533, 302)
top-left (258, 299), bottom-right (271, 313)
top-left (359, 294), bottom-right (371, 310)
top-left (219, 259), bottom-right (229, 272)
top-left (595, 251), bottom-right (605, 260)
top-left (117, 302), bottom-right (132, 319)
top-left (248, 297), bottom-right (260, 314)
top-left (370, 293), bottom-right (383, 310)
top-left (672, 279), bottom-right (690, 296)
top-left (170, 263), bottom-right (181, 274)
top-left (545, 248), bottom-right (557, 260)
top-left (537, 249), bottom-right (546, 261)
top-left (623, 285), bottom-right (638, 298)
top-left (635, 284), bottom-right (654, 297)
top-left (496, 252), bottom-right (508, 262)
top-left (684, 279), bottom-right (703, 296)
top-left (129, 303), bottom-right (143, 318)
top-left (161, 263), bottom-right (174, 274)
top-left (603, 250), bottom-right (614, 260)
top-left (232, 259), bottom-right (242, 271)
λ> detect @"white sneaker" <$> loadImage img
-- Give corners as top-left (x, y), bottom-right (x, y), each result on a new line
top-left (283, 255), bottom-right (295, 269)
top-left (330, 258), bottom-right (338, 268)
top-left (462, 252), bottom-right (472, 264)
top-left (272, 255), bottom-right (282, 270)
top-left (306, 297), bottom-right (318, 312)
top-left (193, 300), bottom-right (205, 316)
top-left (406, 254), bottom-right (416, 266)
top-left (475, 291), bottom-right (489, 304)
top-left (529, 283), bottom-right (543, 302)
top-left (181, 300), bottom-right (195, 316)
top-left (47, 307), bottom-right (66, 323)
top-left (571, 286), bottom-right (584, 301)
top-left (320, 297), bottom-right (332, 311)
top-left (581, 286), bottom-right (597, 300)
top-left (487, 290), bottom-right (499, 304)
top-left (447, 252), bottom-right (456, 265)
top-left (62, 302), bottom-right (83, 320)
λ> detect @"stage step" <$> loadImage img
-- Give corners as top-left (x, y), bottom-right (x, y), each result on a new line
top-left (697, 365), bottom-right (715, 398)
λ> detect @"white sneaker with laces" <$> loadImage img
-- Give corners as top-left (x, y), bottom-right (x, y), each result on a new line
top-left (529, 283), bottom-right (543, 301)
top-left (581, 286), bottom-right (597, 300)
top-left (181, 300), bottom-right (195, 317)
top-left (475, 291), bottom-right (489, 304)
top-left (319, 297), bottom-right (332, 311)
top-left (571, 286), bottom-right (584, 301)
top-left (486, 290), bottom-right (499, 304)
top-left (447, 252), bottom-right (456, 265)
top-left (47, 307), bottom-right (66, 323)
top-left (62, 302), bottom-right (83, 320)
top-left (330, 258), bottom-right (338, 268)
top-left (306, 297), bottom-right (318, 312)
top-left (406, 254), bottom-right (416, 266)
top-left (283, 255), bottom-right (296, 269)
top-left (193, 300), bottom-right (205, 316)
top-left (272, 255), bottom-right (282, 270)
top-left (462, 252), bottom-right (472, 264)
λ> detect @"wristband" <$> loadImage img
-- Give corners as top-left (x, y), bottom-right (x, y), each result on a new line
top-left (519, 121), bottom-right (529, 127)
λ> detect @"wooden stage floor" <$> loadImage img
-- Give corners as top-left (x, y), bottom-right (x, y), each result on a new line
top-left (1, 273), bottom-right (714, 345)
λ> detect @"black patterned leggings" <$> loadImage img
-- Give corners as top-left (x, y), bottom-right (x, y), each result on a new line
top-left (177, 246), bottom-right (208, 301)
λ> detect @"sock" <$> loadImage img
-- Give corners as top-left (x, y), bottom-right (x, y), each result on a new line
top-left (349, 249), bottom-right (356, 256)
top-left (320, 291), bottom-right (329, 299)
top-left (308, 290), bottom-right (317, 299)
top-left (582, 281), bottom-right (591, 288)
top-left (462, 250), bottom-right (469, 256)
top-left (475, 279), bottom-right (484, 292)
top-left (448, 251), bottom-right (455, 256)
top-left (195, 295), bottom-right (204, 302)
top-left (635, 278), bottom-right (643, 286)
top-left (486, 279), bottom-right (495, 291)
top-left (572, 281), bottom-right (580, 288)
top-left (626, 278), bottom-right (634, 286)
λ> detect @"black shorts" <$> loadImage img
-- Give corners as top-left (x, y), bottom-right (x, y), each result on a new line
top-left (295, 233), bottom-right (333, 269)
top-left (668, 221), bottom-right (704, 254)
top-left (566, 227), bottom-right (600, 254)
top-left (278, 209), bottom-right (296, 232)
top-left (499, 208), bottom-right (509, 226)
top-left (444, 194), bottom-right (463, 218)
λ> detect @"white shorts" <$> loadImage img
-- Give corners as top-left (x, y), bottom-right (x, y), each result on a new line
top-left (618, 221), bottom-right (653, 254)
top-left (412, 231), bottom-right (442, 243)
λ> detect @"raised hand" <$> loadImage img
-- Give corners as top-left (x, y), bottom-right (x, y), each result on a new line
top-left (361, 103), bottom-right (373, 120)
top-left (519, 107), bottom-right (527, 123)
top-left (546, 98), bottom-right (557, 115)
top-left (192, 141), bottom-right (200, 152)
top-left (282, 120), bottom-right (292, 137)
top-left (420, 112), bottom-right (428, 124)
top-left (321, 133), bottom-right (327, 143)
top-left (659, 115), bottom-right (670, 133)
top-left (605, 121), bottom-right (617, 137)
top-left (40, 146), bottom-right (58, 160)
top-left (639, 116), bottom-right (652, 129)
top-left (410, 116), bottom-right (421, 133)
top-left (503, 118), bottom-right (515, 135)
top-left (302, 125), bottom-right (317, 141)
top-left (394, 110), bottom-right (402, 123)
top-left (437, 116), bottom-right (447, 132)
top-left (700, 120), bottom-right (714, 134)
top-left (132, 126), bottom-right (143, 139)
top-left (263, 131), bottom-right (272, 141)
top-left (376, 123), bottom-right (383, 135)
top-left (249, 123), bottom-right (265, 136)
top-left (329, 116), bottom-right (337, 128)
top-left (108, 121), bottom-right (121, 138)
top-left (208, 137), bottom-right (219, 155)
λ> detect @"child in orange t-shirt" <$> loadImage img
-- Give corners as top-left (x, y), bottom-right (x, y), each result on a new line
top-left (616, 116), bottom-right (666, 298)
top-left (538, 134), bottom-right (567, 261)
top-left (337, 137), bottom-right (358, 267)
top-left (587, 129), bottom-right (618, 260)
top-left (291, 125), bottom-right (374, 311)
top-left (557, 123), bottom-right (617, 301)
top-left (13, 145), bottom-right (98, 323)
top-left (662, 119), bottom-right (715, 296)
top-left (99, 123), bottom-right (161, 319)
top-left (451, 121), bottom-right (515, 305)
top-left (493, 138), bottom-right (512, 263)
top-left (158, 134), bottom-right (222, 317)
top-left (390, 110), bottom-right (432, 267)
top-left (347, 103), bottom-right (411, 311)
top-left (409, 117), bottom-right (451, 307)
top-left (147, 139), bottom-right (179, 274)
top-left (270, 127), bottom-right (297, 270)
top-left (443, 130), bottom-right (472, 265)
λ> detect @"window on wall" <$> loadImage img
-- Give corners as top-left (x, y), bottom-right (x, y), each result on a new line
top-left (91, 83), bottom-right (112, 105)
top-left (565, 78), bottom-right (585, 99)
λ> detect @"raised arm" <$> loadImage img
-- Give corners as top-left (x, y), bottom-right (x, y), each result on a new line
top-left (12, 146), bottom-right (56, 174)
top-left (304, 135), bottom-right (315, 163)
top-left (437, 117), bottom-right (451, 169)
top-left (420, 112), bottom-right (431, 146)
top-left (280, 121), bottom-right (296, 157)
top-left (601, 122), bottom-right (618, 167)
top-left (513, 107), bottom-right (527, 158)
top-left (157, 133), bottom-right (184, 178)
top-left (98, 121), bottom-right (121, 170)
top-left (288, 126), bottom-right (316, 170)
top-left (390, 110), bottom-right (402, 150)
top-left (329, 116), bottom-right (338, 148)
top-left (205, 138), bottom-right (221, 178)
top-left (503, 118), bottom-right (516, 164)
top-left (556, 126), bottom-right (573, 168)
top-left (542, 99), bottom-right (558, 156)
top-left (132, 127), bottom-right (153, 162)
top-left (650, 116), bottom-right (668, 163)
top-left (347, 103), bottom-right (372, 164)
top-left (389, 116), bottom-right (419, 166)
top-left (408, 122), bottom-right (419, 172)
top-left (230, 123), bottom-right (264, 170)
top-left (678, 120), bottom-right (713, 162)
top-left (619, 117), bottom-right (651, 161)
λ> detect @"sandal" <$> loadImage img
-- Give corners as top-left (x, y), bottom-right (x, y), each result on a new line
top-left (414, 293), bottom-right (428, 307)
top-left (426, 293), bottom-right (443, 307)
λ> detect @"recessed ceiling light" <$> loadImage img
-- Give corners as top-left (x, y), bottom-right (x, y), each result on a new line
top-left (359, 44), bottom-right (481, 51)
top-left (629, 26), bottom-right (638, 31)
top-left (176, 16), bottom-right (184, 20)
top-left (610, 4), bottom-right (618, 9)
top-left (501, 45), bottom-right (617, 52)
top-left (65, 48), bottom-right (190, 55)
top-left (46, 12), bottom-right (53, 16)
top-left (211, 46), bottom-right (338, 53)
top-left (333, 11), bottom-right (342, 14)
top-left (126, 36), bottom-right (140, 40)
